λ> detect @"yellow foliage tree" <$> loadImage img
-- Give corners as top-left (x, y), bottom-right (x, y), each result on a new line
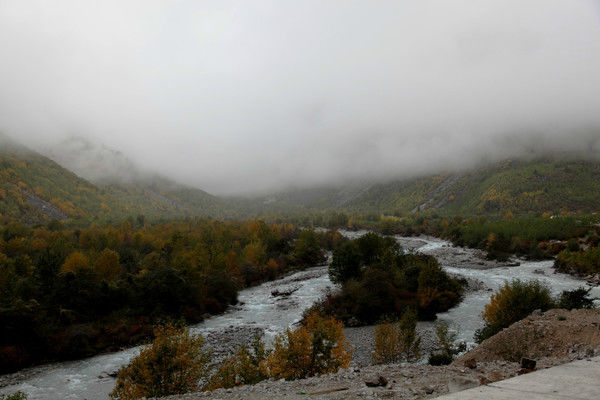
top-left (110, 325), bottom-right (210, 400)
top-left (204, 336), bottom-right (270, 390)
top-left (61, 251), bottom-right (90, 273)
top-left (372, 310), bottom-right (421, 364)
top-left (94, 249), bottom-right (122, 282)
top-left (265, 312), bottom-right (351, 380)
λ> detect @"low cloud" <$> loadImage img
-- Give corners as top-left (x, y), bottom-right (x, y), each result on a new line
top-left (1, 0), bottom-right (599, 194)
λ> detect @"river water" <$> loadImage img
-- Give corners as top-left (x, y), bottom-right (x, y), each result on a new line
top-left (1, 233), bottom-right (598, 399)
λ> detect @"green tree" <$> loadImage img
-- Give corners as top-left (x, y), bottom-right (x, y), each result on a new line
top-left (293, 230), bottom-right (324, 266)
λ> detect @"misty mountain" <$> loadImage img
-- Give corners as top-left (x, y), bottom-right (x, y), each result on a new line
top-left (0, 134), bottom-right (226, 222)
top-left (44, 136), bottom-right (146, 184)
top-left (2, 133), bottom-right (600, 224)
top-left (247, 156), bottom-right (600, 217)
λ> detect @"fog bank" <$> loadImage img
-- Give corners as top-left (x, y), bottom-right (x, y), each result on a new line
top-left (1, 1), bottom-right (599, 194)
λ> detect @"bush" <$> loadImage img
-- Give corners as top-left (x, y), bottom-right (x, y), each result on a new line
top-left (204, 336), bottom-right (270, 390)
top-left (372, 309), bottom-right (421, 364)
top-left (0, 392), bottom-right (27, 400)
top-left (428, 321), bottom-right (466, 365)
top-left (110, 324), bottom-right (210, 400)
top-left (557, 287), bottom-right (594, 310)
top-left (264, 312), bottom-right (351, 380)
top-left (555, 246), bottom-right (600, 275)
top-left (475, 280), bottom-right (554, 342)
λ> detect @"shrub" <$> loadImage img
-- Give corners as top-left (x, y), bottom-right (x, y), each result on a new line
top-left (0, 392), bottom-right (27, 400)
top-left (110, 324), bottom-right (210, 400)
top-left (204, 336), bottom-right (270, 390)
top-left (475, 280), bottom-right (554, 342)
top-left (557, 287), bottom-right (594, 310)
top-left (428, 321), bottom-right (466, 365)
top-left (372, 309), bottom-right (421, 364)
top-left (264, 312), bottom-right (351, 380)
top-left (555, 246), bottom-right (600, 275)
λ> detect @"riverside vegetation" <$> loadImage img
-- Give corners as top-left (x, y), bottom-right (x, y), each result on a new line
top-left (0, 218), bottom-right (327, 373)
top-left (110, 312), bottom-right (351, 400)
top-left (313, 232), bottom-right (463, 324)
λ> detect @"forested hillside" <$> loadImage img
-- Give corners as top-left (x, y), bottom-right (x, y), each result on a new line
top-left (255, 157), bottom-right (600, 217)
top-left (0, 136), bottom-right (105, 223)
top-left (0, 135), bottom-right (226, 223)
top-left (2, 133), bottom-right (600, 224)
top-left (346, 158), bottom-right (600, 216)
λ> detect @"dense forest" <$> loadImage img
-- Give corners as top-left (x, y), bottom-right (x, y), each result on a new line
top-left (0, 217), bottom-right (326, 373)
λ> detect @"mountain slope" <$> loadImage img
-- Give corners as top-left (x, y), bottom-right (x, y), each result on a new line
top-left (0, 135), bottom-right (107, 223)
top-left (344, 157), bottom-right (600, 216)
top-left (244, 156), bottom-right (600, 217)
top-left (0, 135), bottom-right (227, 223)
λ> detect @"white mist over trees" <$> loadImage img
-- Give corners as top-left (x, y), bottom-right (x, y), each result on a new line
top-left (0, 0), bottom-right (599, 195)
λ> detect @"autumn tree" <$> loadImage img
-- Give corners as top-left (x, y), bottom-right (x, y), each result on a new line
top-left (61, 251), bottom-right (90, 273)
top-left (293, 230), bottom-right (325, 266)
top-left (265, 312), bottom-right (351, 380)
top-left (475, 279), bottom-right (553, 342)
top-left (110, 325), bottom-right (210, 400)
top-left (204, 336), bottom-right (270, 390)
top-left (94, 248), bottom-right (122, 281)
top-left (372, 309), bottom-right (421, 364)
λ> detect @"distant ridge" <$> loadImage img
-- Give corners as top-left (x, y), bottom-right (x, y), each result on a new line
top-left (1, 133), bottom-right (599, 223)
top-left (245, 156), bottom-right (600, 217)
top-left (0, 134), bottom-right (226, 223)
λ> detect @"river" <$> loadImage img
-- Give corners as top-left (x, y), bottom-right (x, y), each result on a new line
top-left (1, 232), bottom-right (598, 399)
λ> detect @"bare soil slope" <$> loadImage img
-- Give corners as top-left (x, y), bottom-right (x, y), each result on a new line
top-left (456, 308), bottom-right (600, 365)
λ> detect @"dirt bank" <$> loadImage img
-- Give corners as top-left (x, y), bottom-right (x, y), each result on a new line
top-left (455, 308), bottom-right (600, 365)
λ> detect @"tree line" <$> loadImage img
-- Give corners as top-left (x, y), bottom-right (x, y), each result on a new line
top-left (0, 218), bottom-right (326, 373)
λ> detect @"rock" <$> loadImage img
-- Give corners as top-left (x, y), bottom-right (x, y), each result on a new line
top-left (464, 358), bottom-right (477, 369)
top-left (486, 370), bottom-right (504, 383)
top-left (521, 357), bottom-right (537, 370)
top-left (518, 368), bottom-right (534, 375)
top-left (364, 375), bottom-right (388, 387)
top-left (424, 386), bottom-right (435, 394)
top-left (478, 375), bottom-right (491, 385)
top-left (447, 376), bottom-right (479, 393)
top-left (532, 309), bottom-right (543, 317)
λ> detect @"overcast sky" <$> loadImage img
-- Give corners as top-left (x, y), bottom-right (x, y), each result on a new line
top-left (1, 1), bottom-right (600, 195)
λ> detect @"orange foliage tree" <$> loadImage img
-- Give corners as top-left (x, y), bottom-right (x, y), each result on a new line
top-left (204, 336), bottom-right (270, 390)
top-left (94, 248), bottom-right (122, 281)
top-left (110, 324), bottom-right (210, 400)
top-left (264, 312), bottom-right (351, 380)
top-left (372, 309), bottom-right (421, 364)
top-left (61, 251), bottom-right (90, 273)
